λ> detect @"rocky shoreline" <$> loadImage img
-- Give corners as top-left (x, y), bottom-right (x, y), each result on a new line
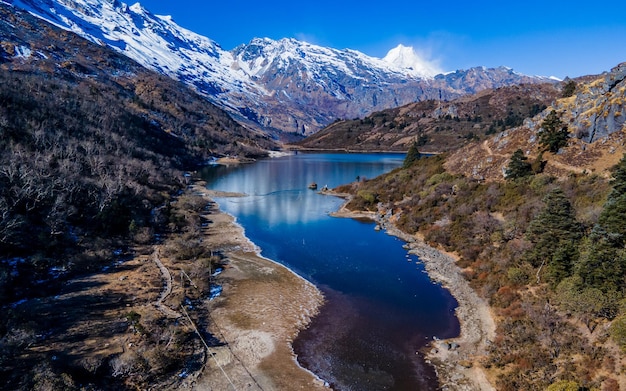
top-left (331, 196), bottom-right (496, 391)
top-left (195, 177), bottom-right (496, 390)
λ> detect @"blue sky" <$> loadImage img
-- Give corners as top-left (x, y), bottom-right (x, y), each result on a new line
top-left (139, 0), bottom-right (626, 79)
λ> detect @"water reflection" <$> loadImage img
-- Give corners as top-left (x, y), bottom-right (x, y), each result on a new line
top-left (201, 152), bottom-right (402, 226)
top-left (201, 152), bottom-right (459, 391)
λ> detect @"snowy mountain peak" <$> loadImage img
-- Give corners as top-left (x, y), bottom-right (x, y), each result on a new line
top-left (8, 0), bottom-right (554, 136)
top-left (382, 44), bottom-right (441, 78)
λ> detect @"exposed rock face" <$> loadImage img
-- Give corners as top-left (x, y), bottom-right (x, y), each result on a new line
top-left (557, 63), bottom-right (626, 143)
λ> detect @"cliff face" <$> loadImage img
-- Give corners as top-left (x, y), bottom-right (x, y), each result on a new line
top-left (558, 63), bottom-right (626, 143)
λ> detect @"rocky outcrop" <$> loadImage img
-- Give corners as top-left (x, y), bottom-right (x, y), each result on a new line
top-left (557, 63), bottom-right (626, 143)
top-left (444, 64), bottom-right (626, 182)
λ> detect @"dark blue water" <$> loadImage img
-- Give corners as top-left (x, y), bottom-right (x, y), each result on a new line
top-left (201, 152), bottom-right (459, 391)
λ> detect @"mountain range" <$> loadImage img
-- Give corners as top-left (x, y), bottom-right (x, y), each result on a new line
top-left (7, 0), bottom-right (555, 138)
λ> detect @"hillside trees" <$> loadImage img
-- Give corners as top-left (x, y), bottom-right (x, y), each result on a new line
top-left (338, 154), bottom-right (620, 389)
top-left (561, 155), bottom-right (626, 333)
top-left (598, 154), bottom-right (626, 242)
top-left (538, 110), bottom-right (569, 153)
top-left (571, 155), bottom-right (626, 294)
top-left (505, 149), bottom-right (532, 179)
top-left (0, 53), bottom-right (274, 306)
top-left (525, 188), bottom-right (582, 285)
top-left (0, 24), bottom-right (275, 385)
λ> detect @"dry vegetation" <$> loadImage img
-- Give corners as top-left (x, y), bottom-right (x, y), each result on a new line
top-left (1, 190), bottom-right (224, 390)
top-left (0, 5), bottom-right (278, 390)
top-left (322, 65), bottom-right (626, 390)
top-left (336, 151), bottom-right (626, 390)
top-left (295, 83), bottom-right (560, 153)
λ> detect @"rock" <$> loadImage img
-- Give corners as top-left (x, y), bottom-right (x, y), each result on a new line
top-left (458, 360), bottom-right (473, 369)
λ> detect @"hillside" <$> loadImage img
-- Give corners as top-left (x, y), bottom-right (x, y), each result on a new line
top-left (295, 82), bottom-right (561, 152)
top-left (333, 64), bottom-right (626, 390)
top-left (445, 63), bottom-right (626, 181)
top-left (0, 4), bottom-right (277, 389)
top-left (0, 2), bottom-right (276, 254)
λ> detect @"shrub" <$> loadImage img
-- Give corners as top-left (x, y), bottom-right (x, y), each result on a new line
top-left (546, 380), bottom-right (580, 391)
top-left (610, 315), bottom-right (626, 352)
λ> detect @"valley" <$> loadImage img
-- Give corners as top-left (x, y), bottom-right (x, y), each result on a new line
top-left (1, 0), bottom-right (626, 390)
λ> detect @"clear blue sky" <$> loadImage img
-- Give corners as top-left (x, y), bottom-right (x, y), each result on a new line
top-left (138, 0), bottom-right (626, 79)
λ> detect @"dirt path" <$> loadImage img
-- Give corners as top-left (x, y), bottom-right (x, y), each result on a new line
top-left (152, 248), bottom-right (181, 319)
top-left (546, 158), bottom-right (586, 174)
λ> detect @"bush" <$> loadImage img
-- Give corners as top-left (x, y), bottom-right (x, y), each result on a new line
top-left (356, 190), bottom-right (377, 206)
top-left (546, 380), bottom-right (580, 391)
top-left (507, 267), bottom-right (529, 285)
top-left (610, 315), bottom-right (626, 352)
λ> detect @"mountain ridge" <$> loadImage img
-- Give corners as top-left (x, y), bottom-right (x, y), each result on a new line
top-left (8, 0), bottom-right (556, 138)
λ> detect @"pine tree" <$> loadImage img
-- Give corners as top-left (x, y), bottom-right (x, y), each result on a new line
top-left (561, 79), bottom-right (577, 98)
top-left (598, 154), bottom-right (626, 243)
top-left (575, 154), bottom-right (626, 292)
top-left (525, 188), bottom-right (581, 284)
top-left (505, 149), bottom-right (532, 179)
top-left (403, 141), bottom-right (421, 168)
top-left (538, 110), bottom-right (569, 153)
top-left (575, 227), bottom-right (626, 292)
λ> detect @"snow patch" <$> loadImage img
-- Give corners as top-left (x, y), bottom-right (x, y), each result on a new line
top-left (14, 45), bottom-right (32, 58)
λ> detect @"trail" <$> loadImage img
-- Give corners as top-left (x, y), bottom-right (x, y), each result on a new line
top-left (153, 248), bottom-right (181, 319)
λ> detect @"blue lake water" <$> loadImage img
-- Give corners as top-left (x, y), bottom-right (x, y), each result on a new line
top-left (201, 152), bottom-right (459, 391)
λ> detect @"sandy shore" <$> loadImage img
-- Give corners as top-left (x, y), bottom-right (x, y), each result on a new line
top-left (190, 184), bottom-right (327, 390)
top-left (332, 198), bottom-right (496, 391)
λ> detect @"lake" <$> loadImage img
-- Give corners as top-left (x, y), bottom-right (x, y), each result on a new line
top-left (201, 152), bottom-right (459, 391)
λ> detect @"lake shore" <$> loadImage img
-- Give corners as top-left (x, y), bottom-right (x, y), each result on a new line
top-left (190, 183), bottom-right (328, 390)
top-left (331, 196), bottom-right (497, 391)
top-left (193, 175), bottom-right (496, 390)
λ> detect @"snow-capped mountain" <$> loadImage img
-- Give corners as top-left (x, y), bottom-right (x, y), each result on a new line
top-left (7, 0), bottom-right (555, 137)
top-left (382, 44), bottom-right (441, 78)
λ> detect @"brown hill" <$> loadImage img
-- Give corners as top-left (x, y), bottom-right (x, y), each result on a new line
top-left (0, 5), bottom-right (277, 389)
top-left (294, 83), bottom-right (561, 152)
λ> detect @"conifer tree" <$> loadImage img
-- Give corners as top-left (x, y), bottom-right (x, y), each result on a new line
top-left (575, 226), bottom-right (626, 292)
top-left (575, 154), bottom-right (626, 292)
top-left (538, 110), bottom-right (569, 153)
top-left (598, 154), bottom-right (626, 243)
top-left (505, 149), bottom-right (532, 179)
top-left (525, 188), bottom-right (581, 284)
top-left (403, 141), bottom-right (421, 168)
top-left (561, 79), bottom-right (577, 98)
